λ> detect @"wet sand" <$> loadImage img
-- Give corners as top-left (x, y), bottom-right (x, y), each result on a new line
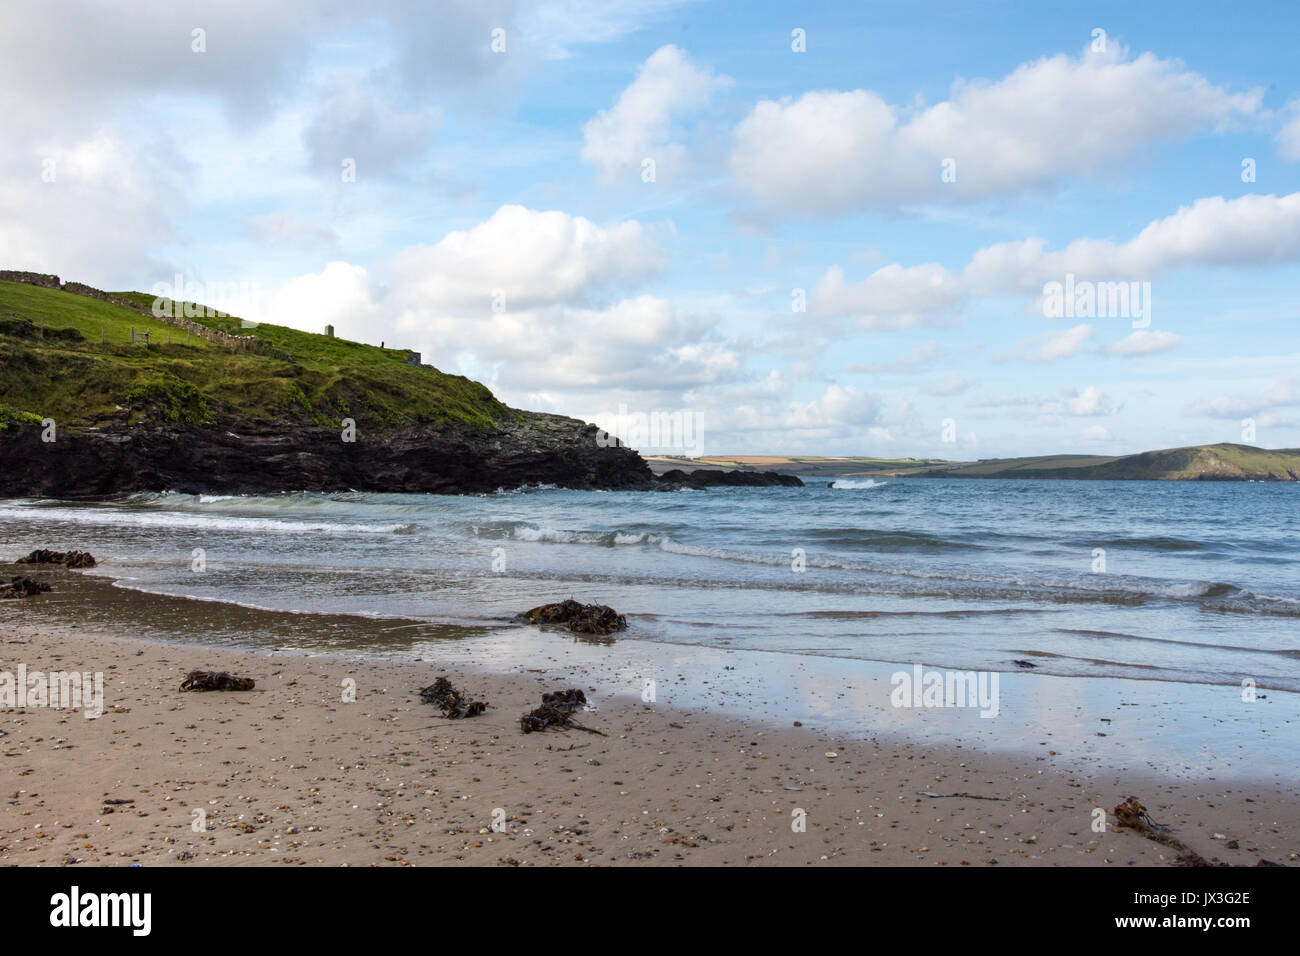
top-left (1, 567), bottom-right (1296, 866)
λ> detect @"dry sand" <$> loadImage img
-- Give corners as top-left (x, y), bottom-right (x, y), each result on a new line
top-left (1, 569), bottom-right (1296, 867)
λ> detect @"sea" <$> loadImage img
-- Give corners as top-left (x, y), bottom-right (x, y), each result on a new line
top-left (2, 479), bottom-right (1297, 777)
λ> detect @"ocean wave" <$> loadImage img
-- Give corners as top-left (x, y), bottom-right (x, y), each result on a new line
top-left (1095, 535), bottom-right (1206, 552)
top-left (0, 504), bottom-right (414, 536)
top-left (829, 479), bottom-right (888, 490)
top-left (508, 524), bottom-right (652, 546)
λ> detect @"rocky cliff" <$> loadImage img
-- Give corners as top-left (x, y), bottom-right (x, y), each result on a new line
top-left (0, 412), bottom-right (654, 497)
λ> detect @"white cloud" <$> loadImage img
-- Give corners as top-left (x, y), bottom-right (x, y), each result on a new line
top-left (1043, 326), bottom-right (1096, 362)
top-left (387, 204), bottom-right (667, 309)
top-left (844, 340), bottom-right (944, 374)
top-left (581, 45), bottom-right (730, 181)
top-left (731, 46), bottom-right (1262, 216)
top-left (1082, 425), bottom-right (1113, 442)
top-left (996, 324), bottom-right (1094, 363)
top-left (967, 193), bottom-right (1300, 295)
top-left (1102, 329), bottom-right (1181, 356)
top-left (809, 193), bottom-right (1300, 332)
top-left (922, 373), bottom-right (971, 396)
top-left (256, 261), bottom-right (384, 341)
top-left (520, 0), bottom-right (702, 59)
top-left (1277, 99), bottom-right (1300, 162)
top-left (0, 132), bottom-right (183, 280)
top-left (812, 263), bottom-right (962, 328)
top-left (252, 206), bottom-right (734, 402)
top-left (303, 76), bottom-right (442, 175)
top-left (1187, 376), bottom-right (1300, 418)
top-left (1065, 386), bottom-right (1115, 416)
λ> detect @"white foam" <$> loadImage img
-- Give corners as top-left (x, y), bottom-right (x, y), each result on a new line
top-left (0, 505), bottom-right (409, 536)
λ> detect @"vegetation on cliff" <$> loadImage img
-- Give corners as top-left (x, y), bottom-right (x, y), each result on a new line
top-left (0, 279), bottom-right (506, 431)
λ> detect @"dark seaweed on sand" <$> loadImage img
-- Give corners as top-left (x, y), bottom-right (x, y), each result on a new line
top-left (180, 670), bottom-right (255, 691)
top-left (418, 676), bottom-right (487, 719)
top-left (1113, 796), bottom-right (1285, 867)
top-left (520, 688), bottom-right (605, 735)
top-left (16, 549), bottom-right (97, 568)
top-left (516, 599), bottom-right (627, 636)
top-left (0, 576), bottom-right (52, 599)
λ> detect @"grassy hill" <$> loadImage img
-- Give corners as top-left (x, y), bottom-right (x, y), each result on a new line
top-left (914, 444), bottom-right (1300, 481)
top-left (0, 280), bottom-right (506, 431)
top-left (649, 446), bottom-right (1300, 482)
top-left (644, 455), bottom-right (951, 477)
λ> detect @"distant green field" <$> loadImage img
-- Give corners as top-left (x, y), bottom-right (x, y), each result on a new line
top-left (916, 444), bottom-right (1300, 481)
top-left (651, 446), bottom-right (1300, 482)
top-left (0, 280), bottom-right (506, 431)
top-left (0, 280), bottom-right (214, 349)
top-left (653, 455), bottom-right (952, 477)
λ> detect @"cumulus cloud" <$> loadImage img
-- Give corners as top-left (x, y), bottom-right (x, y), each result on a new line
top-left (1276, 99), bottom-right (1300, 162)
top-left (706, 383), bottom-right (887, 444)
top-left (0, 132), bottom-right (184, 281)
top-left (995, 324), bottom-right (1095, 363)
top-left (0, 1), bottom-right (693, 279)
top-left (811, 193), bottom-right (1300, 327)
top-left (1102, 329), bottom-right (1181, 356)
top-left (844, 340), bottom-right (943, 374)
top-left (1064, 385), bottom-right (1115, 416)
top-left (387, 204), bottom-right (667, 309)
top-left (303, 77), bottom-right (442, 176)
top-left (731, 46), bottom-right (1262, 216)
top-left (1186, 376), bottom-right (1299, 418)
top-left (581, 45), bottom-right (730, 181)
top-left (813, 263), bottom-right (962, 329)
top-left (922, 373), bottom-right (972, 396)
top-left (250, 206), bottom-right (734, 402)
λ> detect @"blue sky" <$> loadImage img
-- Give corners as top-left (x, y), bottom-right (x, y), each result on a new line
top-left (3, 0), bottom-right (1299, 457)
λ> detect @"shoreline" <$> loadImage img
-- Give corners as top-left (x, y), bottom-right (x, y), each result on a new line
top-left (55, 564), bottom-right (1300, 783)
top-left (0, 567), bottom-right (1296, 866)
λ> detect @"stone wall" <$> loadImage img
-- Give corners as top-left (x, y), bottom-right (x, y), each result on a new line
top-left (0, 270), bottom-right (61, 288)
top-left (2, 272), bottom-right (294, 362)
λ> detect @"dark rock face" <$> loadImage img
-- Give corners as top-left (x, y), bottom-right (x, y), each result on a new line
top-left (0, 412), bottom-right (655, 496)
top-left (655, 468), bottom-right (803, 489)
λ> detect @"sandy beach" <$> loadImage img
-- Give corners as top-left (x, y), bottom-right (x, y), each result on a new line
top-left (1, 566), bottom-right (1296, 867)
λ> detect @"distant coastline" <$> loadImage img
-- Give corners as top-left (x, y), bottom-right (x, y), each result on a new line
top-left (646, 443), bottom-right (1300, 482)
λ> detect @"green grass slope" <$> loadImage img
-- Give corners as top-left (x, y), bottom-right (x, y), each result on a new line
top-left (647, 455), bottom-right (952, 477)
top-left (919, 445), bottom-right (1300, 481)
top-left (0, 280), bottom-right (506, 430)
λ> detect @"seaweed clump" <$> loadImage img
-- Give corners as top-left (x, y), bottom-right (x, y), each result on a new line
top-left (516, 599), bottom-right (627, 637)
top-left (418, 676), bottom-right (487, 719)
top-left (520, 688), bottom-right (604, 735)
top-left (0, 576), bottom-right (52, 599)
top-left (16, 549), bottom-right (97, 568)
top-left (180, 670), bottom-right (255, 691)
